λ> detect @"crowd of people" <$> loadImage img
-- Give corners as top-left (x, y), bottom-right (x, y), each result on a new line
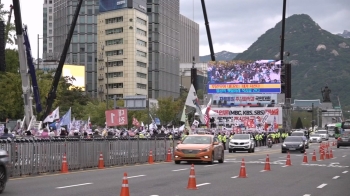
top-left (207, 60), bottom-right (281, 84)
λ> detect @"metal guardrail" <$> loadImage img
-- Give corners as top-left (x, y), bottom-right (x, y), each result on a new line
top-left (0, 137), bottom-right (178, 177)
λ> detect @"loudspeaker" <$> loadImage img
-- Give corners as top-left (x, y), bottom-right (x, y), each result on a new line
top-left (191, 68), bottom-right (198, 91)
top-left (0, 21), bottom-right (5, 72)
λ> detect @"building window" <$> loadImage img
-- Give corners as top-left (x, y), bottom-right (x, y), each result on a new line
top-left (137, 61), bottom-right (147, 68)
top-left (136, 28), bottom-right (146, 36)
top-left (137, 39), bottom-right (147, 47)
top-left (106, 38), bottom-right (123, 46)
top-left (106, 50), bottom-right (123, 56)
top-left (105, 28), bottom-right (123, 35)
top-left (137, 83), bottom-right (147, 89)
top-left (49, 16), bottom-right (52, 21)
top-left (49, 43), bottom-right (52, 48)
top-left (49, 30), bottom-right (52, 34)
top-left (136, 50), bottom-right (146, 57)
top-left (107, 61), bottom-right (123, 67)
top-left (108, 94), bottom-right (123, 99)
top-left (105, 16), bottom-right (123, 24)
top-left (49, 8), bottom-right (52, 13)
top-left (137, 72), bottom-right (147, 79)
top-left (107, 72), bottom-right (123, 78)
top-left (108, 83), bottom-right (123, 89)
top-left (136, 17), bottom-right (147, 26)
top-left (49, 23), bottom-right (52, 28)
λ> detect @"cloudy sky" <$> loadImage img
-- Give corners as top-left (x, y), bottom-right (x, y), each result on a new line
top-left (2, 0), bottom-right (349, 58)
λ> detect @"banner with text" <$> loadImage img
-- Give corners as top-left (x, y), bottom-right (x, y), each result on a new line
top-left (212, 107), bottom-right (282, 131)
top-left (207, 60), bottom-right (281, 94)
top-left (212, 94), bottom-right (277, 106)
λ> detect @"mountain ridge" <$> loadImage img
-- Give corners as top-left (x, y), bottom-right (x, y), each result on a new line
top-left (199, 50), bottom-right (239, 62)
top-left (234, 14), bottom-right (350, 110)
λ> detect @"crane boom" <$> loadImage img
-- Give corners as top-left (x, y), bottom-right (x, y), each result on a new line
top-left (12, 0), bottom-right (32, 128)
top-left (41, 0), bottom-right (83, 121)
top-left (200, 0), bottom-right (215, 61)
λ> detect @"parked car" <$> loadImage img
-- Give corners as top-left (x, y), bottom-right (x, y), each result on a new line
top-left (281, 136), bottom-right (305, 153)
top-left (228, 134), bottom-right (255, 153)
top-left (291, 131), bottom-right (305, 137)
top-left (0, 149), bottom-right (9, 194)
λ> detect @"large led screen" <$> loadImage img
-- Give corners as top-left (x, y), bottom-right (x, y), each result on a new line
top-left (99, 0), bottom-right (128, 13)
top-left (207, 60), bottom-right (281, 94)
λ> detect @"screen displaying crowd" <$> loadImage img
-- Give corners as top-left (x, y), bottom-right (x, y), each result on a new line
top-left (207, 60), bottom-right (281, 84)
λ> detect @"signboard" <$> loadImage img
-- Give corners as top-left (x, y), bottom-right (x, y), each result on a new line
top-left (212, 94), bottom-right (277, 106)
top-left (207, 60), bottom-right (281, 94)
top-left (99, 0), bottom-right (129, 12)
top-left (105, 109), bottom-right (128, 126)
top-left (212, 107), bottom-right (282, 131)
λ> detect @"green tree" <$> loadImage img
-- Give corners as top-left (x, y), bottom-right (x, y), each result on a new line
top-left (295, 117), bottom-right (304, 129)
top-left (196, 89), bottom-right (204, 99)
top-left (5, 49), bottom-right (19, 73)
top-left (0, 3), bottom-right (16, 45)
top-left (156, 97), bottom-right (181, 126)
top-left (0, 72), bottom-right (24, 120)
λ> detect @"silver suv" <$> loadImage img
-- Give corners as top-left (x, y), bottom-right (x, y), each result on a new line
top-left (229, 134), bottom-right (255, 153)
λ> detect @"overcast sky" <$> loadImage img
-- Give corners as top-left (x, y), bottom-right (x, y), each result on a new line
top-left (2, 0), bottom-right (349, 58)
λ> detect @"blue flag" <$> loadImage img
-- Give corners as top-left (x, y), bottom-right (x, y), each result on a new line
top-left (59, 108), bottom-right (71, 130)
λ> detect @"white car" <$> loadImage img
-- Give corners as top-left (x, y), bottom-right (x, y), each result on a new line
top-left (309, 134), bottom-right (322, 143)
top-left (316, 130), bottom-right (329, 140)
top-left (228, 134), bottom-right (255, 153)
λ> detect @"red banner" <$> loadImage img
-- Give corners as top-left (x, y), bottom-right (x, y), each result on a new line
top-left (105, 109), bottom-right (128, 127)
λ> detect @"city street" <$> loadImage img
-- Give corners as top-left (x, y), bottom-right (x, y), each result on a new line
top-left (4, 139), bottom-right (349, 196)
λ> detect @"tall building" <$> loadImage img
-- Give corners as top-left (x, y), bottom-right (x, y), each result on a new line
top-left (179, 14), bottom-right (199, 63)
top-left (43, 0), bottom-right (55, 57)
top-left (147, 0), bottom-right (180, 99)
top-left (53, 0), bottom-right (99, 96)
top-left (97, 0), bottom-right (148, 100)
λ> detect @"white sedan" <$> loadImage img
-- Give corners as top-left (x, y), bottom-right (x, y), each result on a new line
top-left (309, 134), bottom-right (322, 143)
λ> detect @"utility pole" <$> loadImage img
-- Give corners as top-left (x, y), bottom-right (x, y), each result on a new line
top-left (311, 103), bottom-right (314, 136)
top-left (37, 34), bottom-right (39, 69)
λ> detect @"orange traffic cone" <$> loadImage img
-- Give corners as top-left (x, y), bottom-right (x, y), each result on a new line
top-left (330, 149), bottom-right (334, 158)
top-left (187, 164), bottom-right (198, 190)
top-left (148, 150), bottom-right (154, 164)
top-left (302, 152), bottom-right (308, 163)
top-left (319, 145), bottom-right (323, 153)
top-left (98, 152), bottom-right (105, 169)
top-left (312, 150), bottom-right (317, 162)
top-left (165, 148), bottom-right (172, 162)
top-left (239, 158), bottom-right (247, 178)
top-left (264, 154), bottom-right (271, 171)
top-left (320, 149), bottom-right (325, 160)
top-left (61, 153), bottom-right (69, 173)
top-left (120, 173), bottom-right (130, 196)
top-left (285, 152), bottom-right (292, 166)
top-left (325, 149), bottom-right (330, 159)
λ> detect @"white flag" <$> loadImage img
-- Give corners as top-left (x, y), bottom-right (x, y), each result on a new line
top-left (185, 85), bottom-right (205, 123)
top-left (43, 107), bottom-right (60, 123)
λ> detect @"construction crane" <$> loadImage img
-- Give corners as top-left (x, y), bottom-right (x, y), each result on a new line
top-left (41, 0), bottom-right (83, 121)
top-left (191, 0), bottom-right (215, 91)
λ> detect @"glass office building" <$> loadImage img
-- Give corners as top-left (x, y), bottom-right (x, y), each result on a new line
top-left (53, 0), bottom-right (99, 97)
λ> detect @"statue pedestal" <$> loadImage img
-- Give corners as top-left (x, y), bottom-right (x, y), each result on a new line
top-left (320, 102), bottom-right (333, 110)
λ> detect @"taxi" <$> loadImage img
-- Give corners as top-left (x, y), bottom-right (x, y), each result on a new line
top-left (174, 132), bottom-right (224, 164)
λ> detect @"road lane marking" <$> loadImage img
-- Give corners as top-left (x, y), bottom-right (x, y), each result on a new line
top-left (317, 184), bottom-right (327, 188)
top-left (197, 183), bottom-right (211, 187)
top-left (260, 170), bottom-right (266, 172)
top-left (342, 155), bottom-right (347, 157)
top-left (127, 175), bottom-right (146, 179)
top-left (331, 157), bottom-right (336, 159)
top-left (56, 183), bottom-right (93, 189)
top-left (303, 194), bottom-right (311, 196)
top-left (332, 176), bottom-right (340, 179)
top-left (281, 165), bottom-right (289, 167)
top-left (172, 168), bottom-right (188, 172)
top-left (204, 165), bottom-right (217, 167)
top-left (231, 176), bottom-right (238, 178)
top-left (342, 171), bottom-right (348, 174)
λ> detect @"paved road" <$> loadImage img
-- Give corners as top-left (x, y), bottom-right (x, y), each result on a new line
top-left (4, 139), bottom-right (350, 196)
